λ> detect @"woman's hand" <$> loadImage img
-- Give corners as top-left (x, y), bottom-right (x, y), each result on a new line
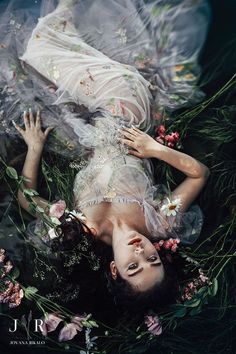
top-left (119, 126), bottom-right (164, 158)
top-left (13, 108), bottom-right (54, 152)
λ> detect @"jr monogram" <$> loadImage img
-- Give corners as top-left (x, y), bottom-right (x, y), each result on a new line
top-left (8, 311), bottom-right (44, 341)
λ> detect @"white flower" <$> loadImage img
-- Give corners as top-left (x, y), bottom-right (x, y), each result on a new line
top-left (66, 210), bottom-right (86, 222)
top-left (48, 228), bottom-right (59, 240)
top-left (160, 197), bottom-right (182, 217)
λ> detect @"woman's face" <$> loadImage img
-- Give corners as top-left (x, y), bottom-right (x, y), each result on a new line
top-left (110, 232), bottom-right (165, 292)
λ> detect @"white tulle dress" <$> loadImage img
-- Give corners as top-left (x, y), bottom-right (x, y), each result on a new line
top-left (0, 0), bottom-right (210, 243)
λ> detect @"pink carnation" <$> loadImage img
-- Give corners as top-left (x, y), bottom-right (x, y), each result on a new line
top-left (145, 315), bottom-right (162, 336)
top-left (153, 242), bottom-right (161, 251)
top-left (157, 124), bottom-right (166, 136)
top-left (171, 244), bottom-right (178, 252)
top-left (49, 200), bottom-right (67, 219)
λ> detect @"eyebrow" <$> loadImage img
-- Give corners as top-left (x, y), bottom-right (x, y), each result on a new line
top-left (128, 262), bottom-right (162, 277)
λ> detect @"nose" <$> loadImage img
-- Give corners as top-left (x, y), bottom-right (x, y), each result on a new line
top-left (134, 243), bottom-right (144, 255)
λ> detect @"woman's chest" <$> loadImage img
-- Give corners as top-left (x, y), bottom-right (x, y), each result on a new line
top-left (81, 201), bottom-right (150, 238)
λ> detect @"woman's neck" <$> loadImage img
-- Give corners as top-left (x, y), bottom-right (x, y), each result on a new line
top-left (85, 215), bottom-right (142, 246)
top-left (80, 202), bottom-right (150, 244)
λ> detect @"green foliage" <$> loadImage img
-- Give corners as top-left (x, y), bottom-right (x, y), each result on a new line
top-left (5, 166), bottom-right (18, 180)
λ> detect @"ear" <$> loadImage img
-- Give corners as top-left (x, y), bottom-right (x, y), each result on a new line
top-left (110, 261), bottom-right (118, 280)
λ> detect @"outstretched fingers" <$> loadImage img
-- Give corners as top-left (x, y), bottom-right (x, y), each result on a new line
top-left (122, 130), bottom-right (135, 141)
top-left (29, 107), bottom-right (34, 126)
top-left (23, 110), bottom-right (30, 130)
top-left (118, 137), bottom-right (136, 148)
top-left (122, 126), bottom-right (140, 137)
top-left (44, 126), bottom-right (54, 138)
top-left (131, 125), bottom-right (142, 134)
top-left (36, 109), bottom-right (41, 129)
top-left (12, 120), bottom-right (25, 136)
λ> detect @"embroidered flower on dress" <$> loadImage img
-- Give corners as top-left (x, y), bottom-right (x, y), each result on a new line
top-left (160, 197), bottom-right (182, 217)
top-left (115, 28), bottom-right (127, 45)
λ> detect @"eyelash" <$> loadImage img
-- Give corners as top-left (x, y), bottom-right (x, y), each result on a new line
top-left (128, 256), bottom-right (158, 270)
top-left (148, 255), bottom-right (158, 262)
top-left (128, 263), bottom-right (138, 270)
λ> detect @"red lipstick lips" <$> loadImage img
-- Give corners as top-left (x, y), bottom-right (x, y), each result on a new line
top-left (128, 237), bottom-right (141, 245)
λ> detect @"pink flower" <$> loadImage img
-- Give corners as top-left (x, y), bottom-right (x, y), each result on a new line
top-left (145, 315), bottom-right (162, 336)
top-left (153, 242), bottom-right (161, 251)
top-left (188, 282), bottom-right (195, 290)
top-left (153, 238), bottom-right (180, 253)
top-left (171, 244), bottom-right (178, 252)
top-left (172, 132), bottom-right (180, 141)
top-left (49, 200), bottom-right (67, 219)
top-left (163, 240), bottom-right (172, 250)
top-left (58, 322), bottom-right (83, 342)
top-left (199, 274), bottom-right (209, 284)
top-left (0, 249), bottom-right (6, 263)
top-left (0, 280), bottom-right (24, 308)
top-left (71, 315), bottom-right (87, 331)
top-left (157, 125), bottom-right (166, 137)
top-left (41, 313), bottom-right (63, 336)
top-left (4, 260), bottom-right (13, 275)
top-left (165, 134), bottom-right (175, 143)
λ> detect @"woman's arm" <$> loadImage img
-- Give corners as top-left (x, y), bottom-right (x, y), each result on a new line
top-left (120, 126), bottom-right (210, 212)
top-left (14, 108), bottom-right (53, 216)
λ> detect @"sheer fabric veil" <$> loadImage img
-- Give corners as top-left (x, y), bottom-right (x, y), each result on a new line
top-left (0, 0), bottom-right (210, 244)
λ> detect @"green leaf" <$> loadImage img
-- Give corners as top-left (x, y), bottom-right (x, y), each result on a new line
top-left (208, 278), bottom-right (218, 296)
top-left (174, 307), bottom-right (187, 318)
top-left (170, 303), bottom-right (186, 311)
top-left (6, 166), bottom-right (18, 180)
top-left (10, 267), bottom-right (20, 280)
top-left (28, 203), bottom-right (36, 214)
top-left (195, 286), bottom-right (208, 299)
top-left (20, 176), bottom-right (30, 183)
top-left (185, 299), bottom-right (201, 308)
top-left (23, 189), bottom-right (39, 197)
top-left (189, 306), bottom-right (202, 316)
top-left (35, 206), bottom-right (45, 213)
top-left (24, 286), bottom-right (38, 298)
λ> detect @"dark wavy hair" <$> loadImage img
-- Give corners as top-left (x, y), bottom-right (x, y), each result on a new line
top-left (105, 249), bottom-right (180, 317)
top-left (49, 212), bottom-right (90, 251)
top-left (50, 213), bottom-right (180, 317)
